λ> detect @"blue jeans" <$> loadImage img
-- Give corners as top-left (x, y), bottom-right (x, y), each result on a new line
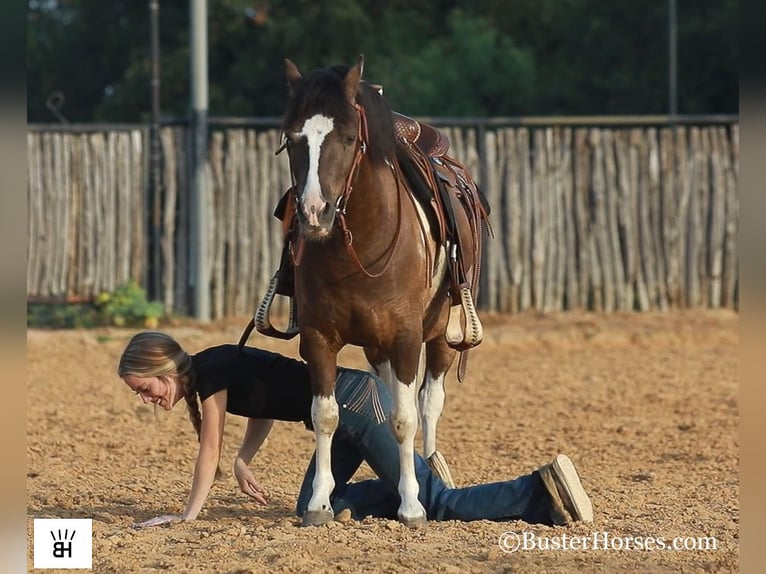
top-left (296, 369), bottom-right (554, 524)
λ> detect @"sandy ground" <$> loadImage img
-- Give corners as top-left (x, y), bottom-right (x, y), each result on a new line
top-left (26, 310), bottom-right (738, 573)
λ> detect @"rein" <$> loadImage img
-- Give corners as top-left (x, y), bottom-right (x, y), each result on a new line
top-left (339, 158), bottom-right (405, 279)
top-left (336, 102), bottom-right (405, 278)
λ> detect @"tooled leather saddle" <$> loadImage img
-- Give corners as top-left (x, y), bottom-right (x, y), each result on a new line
top-left (391, 113), bottom-right (493, 373)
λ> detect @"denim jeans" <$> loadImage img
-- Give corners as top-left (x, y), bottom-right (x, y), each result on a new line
top-left (295, 369), bottom-right (554, 525)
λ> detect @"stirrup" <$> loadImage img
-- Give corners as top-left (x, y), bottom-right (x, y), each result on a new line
top-left (426, 451), bottom-right (456, 489)
top-left (254, 272), bottom-right (299, 340)
top-left (445, 286), bottom-right (483, 351)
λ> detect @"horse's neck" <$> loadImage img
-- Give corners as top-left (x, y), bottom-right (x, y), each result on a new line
top-left (345, 160), bottom-right (398, 226)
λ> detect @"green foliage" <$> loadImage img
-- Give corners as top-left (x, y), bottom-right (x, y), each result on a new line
top-left (27, 302), bottom-right (103, 329)
top-left (27, 281), bottom-right (164, 329)
top-left (26, 0), bottom-right (738, 122)
top-left (94, 281), bottom-right (164, 328)
top-left (384, 10), bottom-right (536, 116)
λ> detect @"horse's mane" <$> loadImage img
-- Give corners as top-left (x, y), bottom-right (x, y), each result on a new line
top-left (282, 64), bottom-right (397, 166)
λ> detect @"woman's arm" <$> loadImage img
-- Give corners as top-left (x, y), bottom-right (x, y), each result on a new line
top-left (237, 418), bottom-right (274, 464)
top-left (181, 389), bottom-right (228, 520)
top-left (233, 418), bottom-right (274, 504)
top-left (134, 390), bottom-right (227, 528)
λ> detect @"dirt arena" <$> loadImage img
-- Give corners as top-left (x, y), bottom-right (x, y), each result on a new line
top-left (26, 310), bottom-right (738, 573)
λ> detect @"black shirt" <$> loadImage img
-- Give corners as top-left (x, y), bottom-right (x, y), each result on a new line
top-left (191, 345), bottom-right (314, 425)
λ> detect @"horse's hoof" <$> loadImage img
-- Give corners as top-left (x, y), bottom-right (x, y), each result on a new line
top-left (398, 514), bottom-right (427, 529)
top-left (301, 510), bottom-right (334, 527)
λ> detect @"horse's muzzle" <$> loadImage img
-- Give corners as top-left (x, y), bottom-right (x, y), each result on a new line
top-left (297, 202), bottom-right (336, 239)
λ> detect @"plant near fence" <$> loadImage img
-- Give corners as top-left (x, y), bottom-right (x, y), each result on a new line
top-left (28, 281), bottom-right (164, 329)
top-left (94, 281), bottom-right (164, 328)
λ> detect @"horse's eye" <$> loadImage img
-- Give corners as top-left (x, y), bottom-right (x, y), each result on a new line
top-left (343, 135), bottom-right (356, 146)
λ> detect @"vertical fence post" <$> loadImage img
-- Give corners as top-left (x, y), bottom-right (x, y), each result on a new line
top-left (668, 0), bottom-right (678, 116)
top-left (189, 0), bottom-right (210, 321)
top-left (148, 0), bottom-right (162, 301)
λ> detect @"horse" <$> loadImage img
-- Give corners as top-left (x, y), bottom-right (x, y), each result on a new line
top-left (277, 55), bottom-right (482, 527)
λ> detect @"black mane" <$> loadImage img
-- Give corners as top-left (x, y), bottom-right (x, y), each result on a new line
top-left (283, 64), bottom-right (397, 166)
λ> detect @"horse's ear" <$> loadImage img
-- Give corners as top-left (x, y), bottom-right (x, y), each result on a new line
top-left (284, 58), bottom-right (302, 88)
top-left (344, 54), bottom-right (364, 104)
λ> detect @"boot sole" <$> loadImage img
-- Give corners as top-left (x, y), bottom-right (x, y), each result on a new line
top-left (551, 454), bottom-right (593, 523)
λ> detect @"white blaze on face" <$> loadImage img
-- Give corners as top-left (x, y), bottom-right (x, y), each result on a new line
top-left (297, 114), bottom-right (334, 227)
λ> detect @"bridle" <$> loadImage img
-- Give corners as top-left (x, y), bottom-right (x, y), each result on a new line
top-left (283, 101), bottom-right (405, 278)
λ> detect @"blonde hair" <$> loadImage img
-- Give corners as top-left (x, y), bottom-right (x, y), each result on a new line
top-left (118, 331), bottom-right (221, 478)
top-left (118, 331), bottom-right (192, 380)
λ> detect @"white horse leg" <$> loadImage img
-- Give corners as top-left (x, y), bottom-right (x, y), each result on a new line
top-left (390, 375), bottom-right (427, 527)
top-left (418, 370), bottom-right (446, 459)
top-left (302, 394), bottom-right (339, 526)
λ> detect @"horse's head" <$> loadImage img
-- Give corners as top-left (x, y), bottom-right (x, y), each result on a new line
top-left (281, 55), bottom-right (376, 240)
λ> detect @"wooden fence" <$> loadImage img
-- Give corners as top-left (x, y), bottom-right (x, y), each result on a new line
top-left (27, 128), bottom-right (148, 300)
top-left (27, 119), bottom-right (738, 317)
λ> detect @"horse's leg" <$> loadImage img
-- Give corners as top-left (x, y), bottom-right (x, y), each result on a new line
top-left (391, 375), bottom-right (427, 526)
top-left (419, 339), bottom-right (455, 458)
top-left (389, 338), bottom-right (428, 527)
top-left (367, 345), bottom-right (428, 526)
top-left (419, 371), bottom-right (444, 458)
top-left (299, 331), bottom-right (339, 527)
top-left (419, 338), bottom-right (457, 487)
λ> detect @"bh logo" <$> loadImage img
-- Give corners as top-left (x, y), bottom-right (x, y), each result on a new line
top-left (33, 518), bottom-right (92, 569)
top-left (51, 528), bottom-right (75, 558)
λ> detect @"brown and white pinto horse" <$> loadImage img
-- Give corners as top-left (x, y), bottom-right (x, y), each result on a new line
top-left (281, 56), bottom-right (474, 527)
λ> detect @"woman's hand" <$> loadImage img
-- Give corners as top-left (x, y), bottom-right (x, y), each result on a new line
top-left (233, 457), bottom-right (268, 505)
top-left (133, 514), bottom-right (183, 529)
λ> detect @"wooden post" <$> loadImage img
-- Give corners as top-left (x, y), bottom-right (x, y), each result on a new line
top-left (532, 129), bottom-right (546, 311)
top-left (209, 131), bottom-right (225, 319)
top-left (590, 128), bottom-right (614, 311)
top-left (160, 128), bottom-right (178, 314)
top-left (708, 127), bottom-right (726, 308)
top-left (630, 128), bottom-right (651, 311)
top-left (721, 125), bottom-right (739, 308)
top-left (647, 129), bottom-right (668, 309)
top-left (505, 128), bottom-right (522, 313)
top-left (543, 128), bottom-right (558, 312)
top-left (603, 129), bottom-right (627, 310)
top-left (483, 130), bottom-right (500, 312)
top-left (615, 131), bottom-right (635, 310)
top-left (560, 128), bottom-right (578, 311)
top-left (573, 129), bottom-right (591, 310)
top-left (519, 128), bottom-right (533, 312)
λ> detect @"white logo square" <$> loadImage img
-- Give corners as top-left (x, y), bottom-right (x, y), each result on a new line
top-left (33, 518), bottom-right (92, 569)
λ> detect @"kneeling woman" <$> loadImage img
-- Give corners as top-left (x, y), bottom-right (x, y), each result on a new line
top-left (117, 331), bottom-right (593, 529)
